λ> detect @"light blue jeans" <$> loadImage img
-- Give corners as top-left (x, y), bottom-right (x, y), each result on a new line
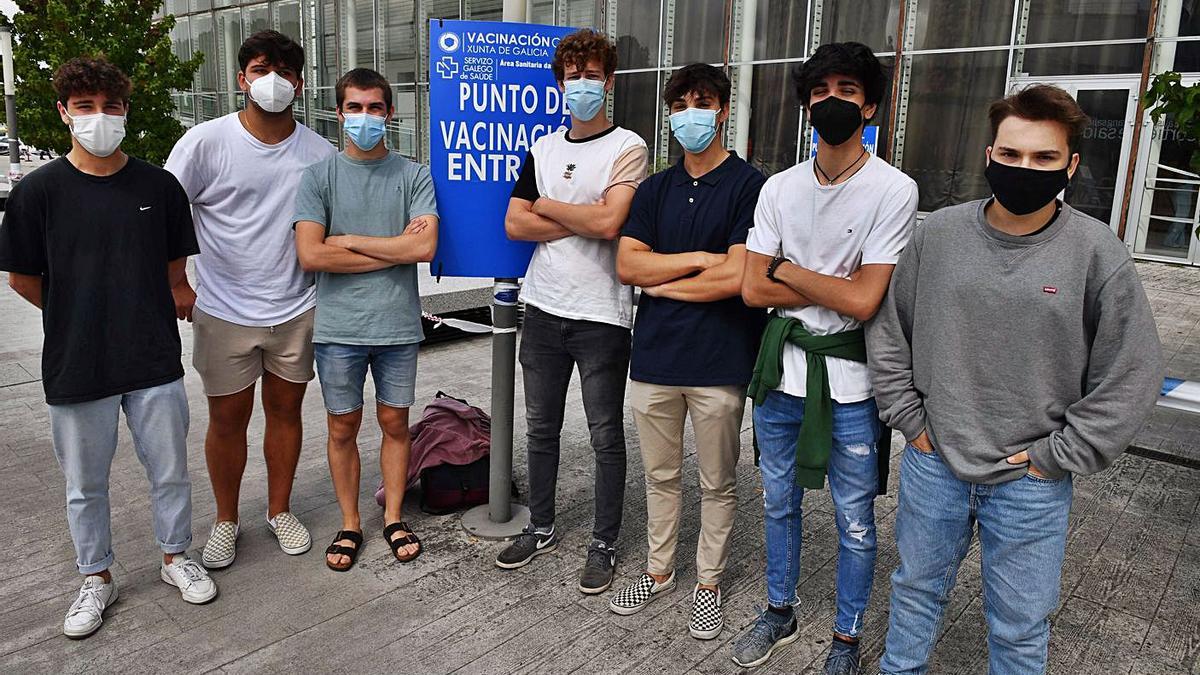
top-left (49, 378), bottom-right (192, 574)
top-left (880, 444), bottom-right (1072, 675)
top-left (755, 390), bottom-right (881, 637)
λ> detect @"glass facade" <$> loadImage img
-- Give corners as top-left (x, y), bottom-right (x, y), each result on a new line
top-left (160, 0), bottom-right (1200, 265)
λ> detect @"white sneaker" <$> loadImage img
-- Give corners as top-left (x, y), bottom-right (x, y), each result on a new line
top-left (268, 512), bottom-right (312, 555)
top-left (160, 554), bottom-right (218, 604)
top-left (63, 575), bottom-right (117, 639)
top-left (201, 521), bottom-right (239, 569)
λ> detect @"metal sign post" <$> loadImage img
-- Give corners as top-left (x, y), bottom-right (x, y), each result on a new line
top-left (447, 3), bottom-right (574, 540)
top-left (0, 26), bottom-right (22, 183)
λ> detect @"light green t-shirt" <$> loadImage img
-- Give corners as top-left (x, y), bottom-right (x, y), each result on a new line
top-left (292, 152), bottom-right (438, 345)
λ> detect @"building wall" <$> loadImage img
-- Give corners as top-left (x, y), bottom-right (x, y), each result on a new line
top-left (161, 0), bottom-right (1200, 263)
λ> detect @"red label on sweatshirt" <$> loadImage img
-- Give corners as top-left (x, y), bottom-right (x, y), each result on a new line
top-left (1042, 286), bottom-right (1058, 295)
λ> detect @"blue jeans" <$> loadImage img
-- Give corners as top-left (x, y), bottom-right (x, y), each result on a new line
top-left (314, 342), bottom-right (420, 414)
top-left (755, 390), bottom-right (881, 637)
top-left (49, 378), bottom-right (192, 574)
top-left (880, 445), bottom-right (1072, 675)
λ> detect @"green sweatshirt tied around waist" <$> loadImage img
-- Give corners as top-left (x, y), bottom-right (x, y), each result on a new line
top-left (747, 315), bottom-right (870, 490)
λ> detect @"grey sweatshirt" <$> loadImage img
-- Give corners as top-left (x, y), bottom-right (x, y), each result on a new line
top-left (867, 200), bottom-right (1164, 484)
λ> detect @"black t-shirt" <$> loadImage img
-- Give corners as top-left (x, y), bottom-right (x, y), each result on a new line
top-left (621, 153), bottom-right (768, 386)
top-left (0, 156), bottom-right (199, 404)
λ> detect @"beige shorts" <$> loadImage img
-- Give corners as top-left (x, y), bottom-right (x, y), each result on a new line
top-left (192, 307), bottom-right (316, 397)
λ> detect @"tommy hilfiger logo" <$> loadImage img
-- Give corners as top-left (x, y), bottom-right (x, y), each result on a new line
top-left (563, 163), bottom-right (576, 180)
top-left (1043, 286), bottom-right (1058, 295)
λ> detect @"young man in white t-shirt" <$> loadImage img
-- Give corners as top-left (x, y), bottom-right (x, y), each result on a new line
top-left (494, 29), bottom-right (648, 595)
top-left (730, 43), bottom-right (918, 673)
top-left (165, 30), bottom-right (336, 570)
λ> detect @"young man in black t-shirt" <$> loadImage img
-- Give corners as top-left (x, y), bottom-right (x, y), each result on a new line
top-left (0, 57), bottom-right (217, 640)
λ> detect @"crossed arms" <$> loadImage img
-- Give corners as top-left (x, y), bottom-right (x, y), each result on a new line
top-left (295, 214), bottom-right (439, 274)
top-left (504, 185), bottom-right (638, 242)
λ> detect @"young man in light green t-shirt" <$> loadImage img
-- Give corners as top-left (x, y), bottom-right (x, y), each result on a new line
top-left (293, 67), bottom-right (439, 571)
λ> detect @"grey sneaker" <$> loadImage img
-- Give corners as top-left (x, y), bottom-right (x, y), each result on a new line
top-left (578, 540), bottom-right (616, 594)
top-left (731, 607), bottom-right (800, 668)
top-left (495, 526), bottom-right (558, 569)
top-left (824, 638), bottom-right (861, 675)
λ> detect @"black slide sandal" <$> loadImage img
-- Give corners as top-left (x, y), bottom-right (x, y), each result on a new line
top-left (325, 530), bottom-right (364, 571)
top-left (384, 521), bottom-right (422, 563)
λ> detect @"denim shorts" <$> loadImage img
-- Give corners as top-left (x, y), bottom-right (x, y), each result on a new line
top-left (313, 343), bottom-right (419, 414)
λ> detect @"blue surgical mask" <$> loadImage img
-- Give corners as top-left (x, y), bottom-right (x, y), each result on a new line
top-left (343, 112), bottom-right (387, 151)
top-left (669, 107), bottom-right (719, 153)
top-left (564, 78), bottom-right (606, 121)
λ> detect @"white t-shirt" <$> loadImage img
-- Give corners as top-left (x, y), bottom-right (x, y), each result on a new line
top-left (165, 113), bottom-right (336, 326)
top-left (746, 155), bottom-right (918, 403)
top-left (518, 126), bottom-right (647, 328)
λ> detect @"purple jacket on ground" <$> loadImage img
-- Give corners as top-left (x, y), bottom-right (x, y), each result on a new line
top-left (376, 395), bottom-right (491, 505)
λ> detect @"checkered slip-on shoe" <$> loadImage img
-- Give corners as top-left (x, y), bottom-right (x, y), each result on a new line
top-left (608, 571), bottom-right (676, 616)
top-left (690, 585), bottom-right (723, 640)
top-left (201, 521), bottom-right (239, 569)
top-left (268, 512), bottom-right (312, 555)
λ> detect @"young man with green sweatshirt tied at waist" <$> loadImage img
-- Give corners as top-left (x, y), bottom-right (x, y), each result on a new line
top-left (870, 84), bottom-right (1163, 675)
top-left (732, 43), bottom-right (918, 674)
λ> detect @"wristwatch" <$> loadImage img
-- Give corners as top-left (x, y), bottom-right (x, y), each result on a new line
top-left (766, 255), bottom-right (786, 282)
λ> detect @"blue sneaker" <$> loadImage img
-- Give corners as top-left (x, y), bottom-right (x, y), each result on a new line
top-left (731, 607), bottom-right (800, 667)
top-left (824, 637), bottom-right (861, 674)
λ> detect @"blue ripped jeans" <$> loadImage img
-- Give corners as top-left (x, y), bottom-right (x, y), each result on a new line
top-left (755, 390), bottom-right (881, 637)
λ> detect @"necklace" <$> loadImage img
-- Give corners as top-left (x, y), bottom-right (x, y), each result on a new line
top-left (814, 146), bottom-right (868, 185)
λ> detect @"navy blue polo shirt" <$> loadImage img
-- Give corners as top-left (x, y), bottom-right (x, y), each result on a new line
top-left (622, 153), bottom-right (768, 387)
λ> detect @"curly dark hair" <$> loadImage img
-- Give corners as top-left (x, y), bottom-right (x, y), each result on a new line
top-left (53, 56), bottom-right (132, 106)
top-left (238, 30), bottom-right (305, 74)
top-left (989, 84), bottom-right (1090, 152)
top-left (552, 28), bottom-right (617, 82)
top-left (663, 63), bottom-right (731, 107)
top-left (793, 42), bottom-right (887, 115)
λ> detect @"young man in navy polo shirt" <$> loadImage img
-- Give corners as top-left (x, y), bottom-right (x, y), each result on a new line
top-left (609, 63), bottom-right (767, 640)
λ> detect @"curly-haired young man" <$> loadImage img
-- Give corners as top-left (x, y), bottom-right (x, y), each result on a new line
top-left (495, 28), bottom-right (648, 594)
top-left (0, 56), bottom-right (216, 639)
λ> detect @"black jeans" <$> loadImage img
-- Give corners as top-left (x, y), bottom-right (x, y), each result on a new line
top-left (520, 304), bottom-right (631, 546)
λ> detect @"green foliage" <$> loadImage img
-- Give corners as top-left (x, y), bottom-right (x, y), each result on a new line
top-left (8, 0), bottom-right (202, 165)
top-left (1143, 72), bottom-right (1200, 173)
top-left (1143, 71), bottom-right (1200, 240)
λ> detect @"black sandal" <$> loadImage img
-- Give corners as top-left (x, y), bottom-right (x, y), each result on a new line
top-left (384, 521), bottom-right (422, 563)
top-left (325, 530), bottom-right (363, 571)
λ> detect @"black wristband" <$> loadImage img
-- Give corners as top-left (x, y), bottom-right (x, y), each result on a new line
top-left (766, 256), bottom-right (785, 282)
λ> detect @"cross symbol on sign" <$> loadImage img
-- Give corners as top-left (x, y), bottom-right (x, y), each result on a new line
top-left (436, 56), bottom-right (459, 79)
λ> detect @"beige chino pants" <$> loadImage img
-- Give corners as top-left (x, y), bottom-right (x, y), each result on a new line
top-left (629, 380), bottom-right (746, 586)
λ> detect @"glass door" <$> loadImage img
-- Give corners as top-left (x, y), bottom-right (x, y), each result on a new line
top-left (1129, 75), bottom-right (1200, 264)
top-left (1008, 77), bottom-right (1140, 235)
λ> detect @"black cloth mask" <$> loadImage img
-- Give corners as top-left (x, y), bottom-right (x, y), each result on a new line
top-left (985, 159), bottom-right (1070, 216)
top-left (810, 96), bottom-right (865, 146)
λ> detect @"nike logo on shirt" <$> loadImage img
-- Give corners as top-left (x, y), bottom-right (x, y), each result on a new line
top-left (139, 206), bottom-right (152, 211)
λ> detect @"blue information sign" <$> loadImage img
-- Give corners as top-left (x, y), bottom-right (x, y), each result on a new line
top-left (428, 19), bottom-right (575, 278)
top-left (810, 125), bottom-right (880, 158)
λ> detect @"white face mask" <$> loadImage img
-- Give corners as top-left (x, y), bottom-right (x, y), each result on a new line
top-left (66, 112), bottom-right (126, 157)
top-left (248, 71), bottom-right (297, 113)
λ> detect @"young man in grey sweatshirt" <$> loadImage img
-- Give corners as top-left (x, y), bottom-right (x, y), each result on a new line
top-left (869, 84), bottom-right (1163, 675)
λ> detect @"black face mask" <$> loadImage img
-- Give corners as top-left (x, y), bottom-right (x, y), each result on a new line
top-left (984, 159), bottom-right (1071, 216)
top-left (810, 96), bottom-right (865, 146)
